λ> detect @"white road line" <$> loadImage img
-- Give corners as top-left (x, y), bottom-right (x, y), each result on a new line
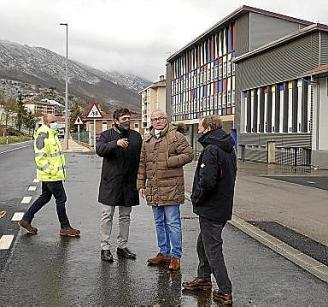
top-left (307, 181), bottom-right (316, 184)
top-left (28, 186), bottom-right (37, 191)
top-left (0, 144), bottom-right (31, 155)
top-left (33, 179), bottom-right (39, 183)
top-left (0, 235), bottom-right (14, 250)
top-left (21, 196), bottom-right (32, 204)
top-left (11, 212), bottom-right (24, 221)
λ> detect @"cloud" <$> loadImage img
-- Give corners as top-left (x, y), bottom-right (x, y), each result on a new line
top-left (0, 0), bottom-right (328, 80)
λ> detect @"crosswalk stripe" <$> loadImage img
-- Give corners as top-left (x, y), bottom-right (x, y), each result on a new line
top-left (0, 235), bottom-right (14, 250)
top-left (33, 179), bottom-right (39, 183)
top-left (28, 186), bottom-right (37, 191)
top-left (11, 212), bottom-right (24, 222)
top-left (21, 196), bottom-right (32, 204)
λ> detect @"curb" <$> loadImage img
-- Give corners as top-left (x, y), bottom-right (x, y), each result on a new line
top-left (184, 192), bottom-right (328, 283)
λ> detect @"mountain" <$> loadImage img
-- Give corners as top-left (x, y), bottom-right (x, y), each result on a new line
top-left (0, 40), bottom-right (152, 111)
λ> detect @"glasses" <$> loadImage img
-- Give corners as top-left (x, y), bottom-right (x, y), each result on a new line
top-left (151, 116), bottom-right (167, 122)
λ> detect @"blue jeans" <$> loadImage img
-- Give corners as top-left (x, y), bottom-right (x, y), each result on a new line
top-left (152, 205), bottom-right (182, 258)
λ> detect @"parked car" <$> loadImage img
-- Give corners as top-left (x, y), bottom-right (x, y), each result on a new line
top-left (57, 128), bottom-right (65, 139)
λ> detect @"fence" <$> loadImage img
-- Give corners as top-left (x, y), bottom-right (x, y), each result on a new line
top-left (239, 144), bottom-right (312, 170)
top-left (71, 131), bottom-right (90, 145)
top-left (275, 146), bottom-right (311, 167)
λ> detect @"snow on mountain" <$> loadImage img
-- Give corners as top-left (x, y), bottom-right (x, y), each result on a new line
top-left (0, 40), bottom-right (152, 111)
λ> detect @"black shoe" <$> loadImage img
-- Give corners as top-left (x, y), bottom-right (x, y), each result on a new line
top-left (117, 247), bottom-right (136, 260)
top-left (101, 249), bottom-right (113, 262)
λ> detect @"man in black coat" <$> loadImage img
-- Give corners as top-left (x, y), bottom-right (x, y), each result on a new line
top-left (182, 115), bottom-right (237, 305)
top-left (96, 108), bottom-right (142, 262)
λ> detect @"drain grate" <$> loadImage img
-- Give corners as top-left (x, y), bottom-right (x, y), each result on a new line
top-left (249, 221), bottom-right (328, 266)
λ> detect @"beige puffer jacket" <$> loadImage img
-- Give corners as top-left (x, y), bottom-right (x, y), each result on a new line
top-left (137, 124), bottom-right (193, 206)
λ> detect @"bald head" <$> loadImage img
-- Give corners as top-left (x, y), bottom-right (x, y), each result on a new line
top-left (44, 114), bottom-right (57, 126)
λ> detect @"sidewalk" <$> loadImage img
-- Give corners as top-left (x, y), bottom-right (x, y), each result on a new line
top-left (184, 160), bottom-right (328, 281)
top-left (61, 138), bottom-right (91, 153)
top-left (184, 160), bottom-right (328, 244)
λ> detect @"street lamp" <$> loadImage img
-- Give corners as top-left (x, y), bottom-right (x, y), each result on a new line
top-left (60, 22), bottom-right (69, 150)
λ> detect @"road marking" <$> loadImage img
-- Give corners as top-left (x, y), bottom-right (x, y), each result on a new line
top-left (0, 144), bottom-right (31, 155)
top-left (0, 235), bottom-right (14, 250)
top-left (307, 181), bottom-right (316, 184)
top-left (21, 196), bottom-right (32, 204)
top-left (11, 212), bottom-right (24, 221)
top-left (33, 179), bottom-right (39, 183)
top-left (28, 186), bottom-right (37, 191)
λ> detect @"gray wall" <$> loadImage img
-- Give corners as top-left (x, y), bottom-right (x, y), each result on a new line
top-left (249, 12), bottom-right (302, 51)
top-left (166, 62), bottom-right (173, 119)
top-left (238, 133), bottom-right (311, 147)
top-left (320, 32), bottom-right (328, 65)
top-left (235, 13), bottom-right (250, 56)
top-left (236, 33), bottom-right (320, 91)
top-left (312, 150), bottom-right (328, 169)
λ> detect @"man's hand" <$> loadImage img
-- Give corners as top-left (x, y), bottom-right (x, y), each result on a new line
top-left (139, 188), bottom-right (146, 199)
top-left (117, 138), bottom-right (129, 148)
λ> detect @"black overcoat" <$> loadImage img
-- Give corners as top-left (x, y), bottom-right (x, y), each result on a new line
top-left (96, 127), bottom-right (142, 206)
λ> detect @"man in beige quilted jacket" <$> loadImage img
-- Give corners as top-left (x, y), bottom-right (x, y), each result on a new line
top-left (137, 110), bottom-right (193, 271)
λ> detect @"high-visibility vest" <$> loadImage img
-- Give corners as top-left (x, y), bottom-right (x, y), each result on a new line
top-left (34, 124), bottom-right (66, 182)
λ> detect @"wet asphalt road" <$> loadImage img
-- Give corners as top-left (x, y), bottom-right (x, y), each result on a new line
top-left (0, 152), bottom-right (328, 306)
top-left (265, 176), bottom-right (328, 191)
top-left (0, 141), bottom-right (35, 271)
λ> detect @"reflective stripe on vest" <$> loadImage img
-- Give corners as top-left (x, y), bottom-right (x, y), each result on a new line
top-left (37, 163), bottom-right (50, 171)
top-left (37, 164), bottom-right (64, 172)
top-left (35, 151), bottom-right (62, 158)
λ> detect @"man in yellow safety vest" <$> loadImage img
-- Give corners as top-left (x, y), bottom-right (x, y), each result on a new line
top-left (18, 114), bottom-right (80, 237)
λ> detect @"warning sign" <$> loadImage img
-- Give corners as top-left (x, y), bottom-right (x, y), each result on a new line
top-left (74, 116), bottom-right (83, 125)
top-left (86, 102), bottom-right (103, 119)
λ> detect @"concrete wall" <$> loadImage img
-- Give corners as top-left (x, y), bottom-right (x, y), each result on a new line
top-left (249, 12), bottom-right (302, 51)
top-left (311, 77), bottom-right (328, 168)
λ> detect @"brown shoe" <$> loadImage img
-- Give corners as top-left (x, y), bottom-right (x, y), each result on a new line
top-left (18, 220), bottom-right (38, 235)
top-left (182, 277), bottom-right (212, 291)
top-left (147, 253), bottom-right (171, 266)
top-left (213, 290), bottom-right (233, 305)
top-left (168, 257), bottom-right (180, 271)
top-left (60, 226), bottom-right (80, 237)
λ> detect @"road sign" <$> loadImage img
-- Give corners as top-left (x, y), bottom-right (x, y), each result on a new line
top-left (74, 116), bottom-right (83, 125)
top-left (86, 102), bottom-right (103, 119)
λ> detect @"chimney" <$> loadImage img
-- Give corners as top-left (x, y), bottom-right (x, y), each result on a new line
top-left (159, 75), bottom-right (165, 81)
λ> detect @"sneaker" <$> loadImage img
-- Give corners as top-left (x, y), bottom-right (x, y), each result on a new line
top-left (182, 277), bottom-right (212, 291)
top-left (60, 226), bottom-right (80, 237)
top-left (213, 290), bottom-right (233, 305)
top-left (168, 257), bottom-right (180, 271)
top-left (18, 220), bottom-right (38, 235)
top-left (147, 253), bottom-right (171, 266)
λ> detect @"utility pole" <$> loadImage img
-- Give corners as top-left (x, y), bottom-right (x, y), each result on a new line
top-left (60, 23), bottom-right (69, 149)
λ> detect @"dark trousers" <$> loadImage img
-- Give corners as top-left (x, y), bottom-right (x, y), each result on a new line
top-left (23, 181), bottom-right (70, 228)
top-left (197, 216), bottom-right (232, 293)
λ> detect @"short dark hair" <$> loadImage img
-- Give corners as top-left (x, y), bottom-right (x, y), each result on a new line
top-left (113, 108), bottom-right (130, 120)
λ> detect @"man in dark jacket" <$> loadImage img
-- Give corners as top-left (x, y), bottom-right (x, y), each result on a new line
top-left (96, 108), bottom-right (142, 262)
top-left (182, 115), bottom-right (236, 305)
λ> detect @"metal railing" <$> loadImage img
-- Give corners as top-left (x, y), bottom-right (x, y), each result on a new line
top-left (239, 144), bottom-right (312, 169)
top-left (71, 131), bottom-right (89, 145)
top-left (275, 146), bottom-right (311, 167)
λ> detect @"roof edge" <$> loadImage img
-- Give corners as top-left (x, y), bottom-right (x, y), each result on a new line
top-left (233, 23), bottom-right (328, 63)
top-left (167, 5), bottom-right (313, 62)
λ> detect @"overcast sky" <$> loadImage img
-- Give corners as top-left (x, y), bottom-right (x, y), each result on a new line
top-left (0, 0), bottom-right (327, 81)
